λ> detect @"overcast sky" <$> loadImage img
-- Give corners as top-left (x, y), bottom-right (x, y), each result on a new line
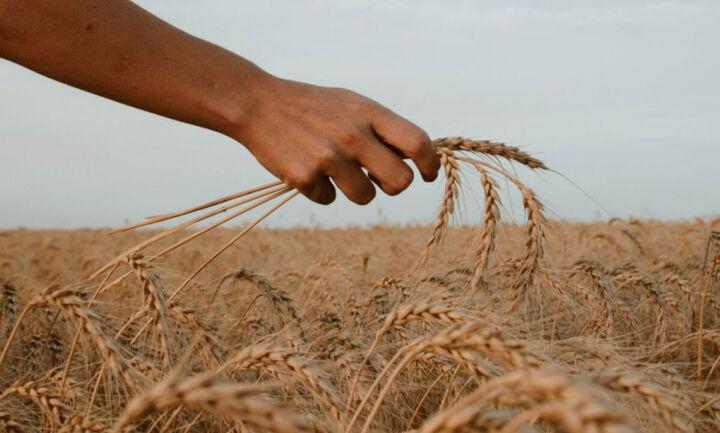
top-left (1, 0), bottom-right (718, 229)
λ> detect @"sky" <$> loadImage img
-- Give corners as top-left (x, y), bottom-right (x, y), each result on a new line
top-left (1, 0), bottom-right (718, 229)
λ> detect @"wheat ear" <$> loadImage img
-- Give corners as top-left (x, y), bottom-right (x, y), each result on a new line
top-left (349, 321), bottom-right (536, 433)
top-left (35, 286), bottom-right (139, 388)
top-left (461, 158), bottom-right (545, 298)
top-left (0, 412), bottom-right (26, 433)
top-left (419, 148), bottom-right (460, 267)
top-left (593, 367), bottom-right (689, 432)
top-left (416, 370), bottom-right (631, 433)
top-left (225, 342), bottom-right (344, 429)
top-left (1, 282), bottom-right (17, 339)
top-left (469, 168), bottom-right (500, 291)
top-left (214, 268), bottom-right (303, 330)
top-left (347, 300), bottom-right (467, 411)
top-left (433, 137), bottom-right (548, 169)
top-left (0, 378), bottom-right (70, 426)
top-left (126, 256), bottom-right (173, 368)
top-left (111, 368), bottom-right (308, 433)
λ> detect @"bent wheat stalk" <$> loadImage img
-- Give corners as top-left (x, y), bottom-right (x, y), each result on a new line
top-left (91, 185), bottom-right (292, 280)
top-left (99, 138), bottom-right (547, 286)
top-left (468, 168), bottom-right (500, 291)
top-left (417, 370), bottom-right (631, 433)
top-left (171, 191), bottom-right (299, 299)
top-left (346, 299), bottom-right (467, 411)
top-left (459, 157), bottom-right (546, 298)
top-left (109, 180), bottom-right (285, 234)
top-left (111, 368), bottom-right (308, 433)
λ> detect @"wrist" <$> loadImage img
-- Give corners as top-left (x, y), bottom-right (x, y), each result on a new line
top-left (212, 59), bottom-right (278, 145)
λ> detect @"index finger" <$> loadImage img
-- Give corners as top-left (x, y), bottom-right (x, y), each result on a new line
top-left (368, 105), bottom-right (440, 182)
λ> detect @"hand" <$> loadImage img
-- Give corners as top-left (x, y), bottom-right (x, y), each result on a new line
top-left (232, 75), bottom-right (441, 205)
top-left (0, 0), bottom-right (439, 204)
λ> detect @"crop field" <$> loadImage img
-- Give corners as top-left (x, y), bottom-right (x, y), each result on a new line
top-left (1, 140), bottom-right (720, 433)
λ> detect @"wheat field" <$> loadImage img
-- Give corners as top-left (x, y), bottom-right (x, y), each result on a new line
top-left (1, 140), bottom-right (720, 433)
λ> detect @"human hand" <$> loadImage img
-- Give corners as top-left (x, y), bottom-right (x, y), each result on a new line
top-left (0, 0), bottom-right (438, 206)
top-left (231, 75), bottom-right (441, 205)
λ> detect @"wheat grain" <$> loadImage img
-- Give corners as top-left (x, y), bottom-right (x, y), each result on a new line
top-left (416, 370), bottom-right (632, 433)
top-left (469, 168), bottom-right (500, 291)
top-left (111, 368), bottom-right (308, 433)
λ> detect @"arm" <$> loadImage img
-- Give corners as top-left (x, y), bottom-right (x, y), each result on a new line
top-left (0, 0), bottom-right (440, 204)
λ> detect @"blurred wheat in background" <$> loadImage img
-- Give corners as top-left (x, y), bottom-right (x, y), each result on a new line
top-left (1, 140), bottom-right (719, 432)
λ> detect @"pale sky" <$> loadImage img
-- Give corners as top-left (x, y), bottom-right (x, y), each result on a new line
top-left (1, 0), bottom-right (718, 229)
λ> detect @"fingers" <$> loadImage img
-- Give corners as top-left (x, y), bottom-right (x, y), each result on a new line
top-left (278, 96), bottom-right (437, 205)
top-left (355, 136), bottom-right (414, 196)
top-left (286, 147), bottom-right (375, 205)
top-left (369, 106), bottom-right (440, 182)
top-left (293, 125), bottom-right (422, 203)
top-left (327, 157), bottom-right (376, 205)
top-left (288, 171), bottom-right (336, 205)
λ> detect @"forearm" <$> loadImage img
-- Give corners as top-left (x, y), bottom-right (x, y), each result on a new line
top-left (0, 0), bottom-right (440, 205)
top-left (0, 0), bottom-right (263, 135)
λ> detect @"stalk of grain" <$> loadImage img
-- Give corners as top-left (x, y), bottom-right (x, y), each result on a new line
top-left (460, 157), bottom-right (546, 301)
top-left (1, 282), bottom-right (17, 339)
top-left (592, 367), bottom-right (689, 432)
top-left (347, 300), bottom-right (468, 411)
top-left (225, 342), bottom-right (344, 430)
top-left (0, 377), bottom-right (71, 427)
top-left (469, 168), bottom-right (500, 291)
top-left (0, 412), bottom-right (27, 433)
top-left (416, 370), bottom-right (632, 433)
top-left (215, 268), bottom-right (303, 332)
top-left (434, 137), bottom-right (548, 169)
top-left (349, 321), bottom-right (538, 433)
top-left (58, 415), bottom-right (105, 433)
top-left (111, 368), bottom-right (309, 433)
top-left (2, 286), bottom-right (141, 389)
top-left (126, 255), bottom-right (173, 368)
top-left (419, 148), bottom-right (461, 267)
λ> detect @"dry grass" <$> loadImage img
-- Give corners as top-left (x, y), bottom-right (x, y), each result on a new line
top-left (1, 138), bottom-right (719, 432)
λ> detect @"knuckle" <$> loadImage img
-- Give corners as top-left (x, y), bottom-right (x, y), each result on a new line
top-left (333, 87), bottom-right (375, 112)
top-left (313, 147), bottom-right (339, 173)
top-left (330, 86), bottom-right (355, 97)
top-left (287, 170), bottom-right (315, 191)
top-left (335, 128), bottom-right (362, 147)
top-left (357, 99), bottom-right (381, 117)
top-left (405, 130), bottom-right (432, 157)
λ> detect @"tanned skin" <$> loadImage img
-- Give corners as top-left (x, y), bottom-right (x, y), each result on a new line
top-left (0, 0), bottom-right (440, 205)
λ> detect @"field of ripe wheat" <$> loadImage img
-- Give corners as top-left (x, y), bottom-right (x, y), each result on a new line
top-left (1, 140), bottom-right (720, 433)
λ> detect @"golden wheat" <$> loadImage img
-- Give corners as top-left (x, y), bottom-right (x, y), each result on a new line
top-left (1, 139), bottom-right (718, 433)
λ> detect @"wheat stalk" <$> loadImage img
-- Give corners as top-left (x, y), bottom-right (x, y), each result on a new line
top-left (416, 369), bottom-right (632, 433)
top-left (111, 367), bottom-right (308, 433)
top-left (469, 168), bottom-right (500, 291)
top-left (592, 367), bottom-right (689, 432)
top-left (347, 300), bottom-right (468, 410)
top-left (225, 342), bottom-right (344, 429)
top-left (433, 137), bottom-right (548, 169)
top-left (1, 282), bottom-right (17, 339)
top-left (4, 286), bottom-right (141, 389)
top-left (349, 321), bottom-right (538, 433)
top-left (215, 268), bottom-right (303, 333)
top-left (0, 412), bottom-right (26, 433)
top-left (419, 148), bottom-right (461, 267)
